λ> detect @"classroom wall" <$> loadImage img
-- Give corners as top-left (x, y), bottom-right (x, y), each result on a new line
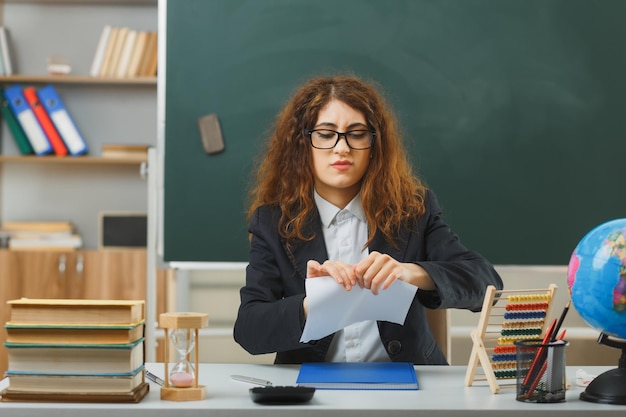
top-left (184, 266), bottom-right (621, 367)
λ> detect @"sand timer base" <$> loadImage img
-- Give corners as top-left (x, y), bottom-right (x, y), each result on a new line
top-left (160, 385), bottom-right (207, 401)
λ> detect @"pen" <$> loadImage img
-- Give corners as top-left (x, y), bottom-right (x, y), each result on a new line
top-left (146, 370), bottom-right (165, 386)
top-left (231, 374), bottom-right (273, 386)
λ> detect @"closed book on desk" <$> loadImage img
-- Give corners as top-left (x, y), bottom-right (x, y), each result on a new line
top-left (296, 362), bottom-right (419, 390)
top-left (23, 86), bottom-right (68, 156)
top-left (0, 381), bottom-right (149, 403)
top-left (7, 299), bottom-right (145, 325)
top-left (5, 365), bottom-right (144, 393)
top-left (1, 89), bottom-right (33, 154)
top-left (4, 84), bottom-right (52, 155)
top-left (37, 85), bottom-right (88, 156)
top-left (5, 321), bottom-right (144, 345)
top-left (5, 339), bottom-right (144, 376)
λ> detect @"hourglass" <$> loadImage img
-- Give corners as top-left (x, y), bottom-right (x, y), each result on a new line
top-left (159, 312), bottom-right (209, 401)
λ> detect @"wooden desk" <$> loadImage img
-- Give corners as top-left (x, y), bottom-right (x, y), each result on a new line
top-left (0, 364), bottom-right (624, 416)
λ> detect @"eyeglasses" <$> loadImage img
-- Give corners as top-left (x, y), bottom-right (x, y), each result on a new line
top-left (304, 129), bottom-right (376, 150)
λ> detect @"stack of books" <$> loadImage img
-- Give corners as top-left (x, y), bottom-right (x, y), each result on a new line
top-left (1, 221), bottom-right (82, 250)
top-left (1, 84), bottom-right (88, 157)
top-left (1, 299), bottom-right (148, 403)
top-left (90, 25), bottom-right (158, 79)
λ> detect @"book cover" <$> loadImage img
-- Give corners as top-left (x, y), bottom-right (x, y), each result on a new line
top-left (7, 299), bottom-right (145, 325)
top-left (4, 84), bottom-right (52, 155)
top-left (37, 85), bottom-right (88, 156)
top-left (126, 31), bottom-right (148, 77)
top-left (106, 27), bottom-right (129, 78)
top-left (98, 26), bottom-right (120, 77)
top-left (1, 89), bottom-right (33, 154)
top-left (5, 321), bottom-right (144, 345)
top-left (0, 26), bottom-right (13, 75)
top-left (89, 25), bottom-right (112, 77)
top-left (23, 86), bottom-right (68, 156)
top-left (5, 339), bottom-right (144, 376)
top-left (5, 365), bottom-right (144, 393)
top-left (138, 31), bottom-right (157, 77)
top-left (7, 233), bottom-right (82, 250)
top-left (115, 29), bottom-right (137, 78)
top-left (296, 362), bottom-right (419, 390)
top-left (1, 221), bottom-right (73, 233)
top-left (0, 381), bottom-right (149, 403)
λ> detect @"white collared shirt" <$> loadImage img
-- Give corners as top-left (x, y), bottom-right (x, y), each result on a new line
top-left (313, 191), bottom-right (390, 362)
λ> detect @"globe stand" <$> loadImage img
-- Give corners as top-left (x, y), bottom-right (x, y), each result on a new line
top-left (580, 333), bottom-right (626, 405)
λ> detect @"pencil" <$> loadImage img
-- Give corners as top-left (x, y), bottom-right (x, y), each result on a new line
top-left (525, 329), bottom-right (567, 399)
top-left (551, 300), bottom-right (570, 342)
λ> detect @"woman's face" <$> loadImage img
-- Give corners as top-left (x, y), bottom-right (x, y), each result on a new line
top-left (311, 99), bottom-right (371, 208)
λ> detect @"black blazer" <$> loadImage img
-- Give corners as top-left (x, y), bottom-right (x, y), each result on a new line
top-left (233, 190), bottom-right (503, 364)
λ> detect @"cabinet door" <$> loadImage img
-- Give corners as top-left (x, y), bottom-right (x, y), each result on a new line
top-left (82, 249), bottom-right (147, 300)
top-left (10, 250), bottom-right (84, 299)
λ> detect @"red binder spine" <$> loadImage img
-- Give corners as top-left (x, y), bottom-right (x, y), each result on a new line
top-left (23, 86), bottom-right (68, 156)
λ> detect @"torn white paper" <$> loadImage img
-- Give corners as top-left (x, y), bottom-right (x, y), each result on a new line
top-left (300, 276), bottom-right (418, 343)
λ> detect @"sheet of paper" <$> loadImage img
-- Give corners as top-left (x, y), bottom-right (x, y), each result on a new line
top-left (300, 276), bottom-right (418, 343)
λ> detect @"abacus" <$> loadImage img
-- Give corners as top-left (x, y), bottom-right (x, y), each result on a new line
top-left (465, 284), bottom-right (557, 394)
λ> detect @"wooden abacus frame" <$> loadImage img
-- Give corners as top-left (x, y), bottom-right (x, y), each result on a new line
top-left (465, 284), bottom-right (557, 394)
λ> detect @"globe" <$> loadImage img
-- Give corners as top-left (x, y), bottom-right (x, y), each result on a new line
top-left (567, 218), bottom-right (626, 339)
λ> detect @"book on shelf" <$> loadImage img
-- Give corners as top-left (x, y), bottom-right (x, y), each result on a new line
top-left (4, 84), bottom-right (53, 155)
top-left (127, 31), bottom-right (148, 77)
top-left (0, 381), bottom-right (149, 403)
top-left (90, 25), bottom-right (112, 78)
top-left (5, 339), bottom-right (145, 376)
top-left (6, 299), bottom-right (145, 326)
top-left (0, 26), bottom-right (13, 75)
top-left (296, 362), bottom-right (419, 390)
top-left (5, 321), bottom-right (145, 345)
top-left (115, 29), bottom-right (137, 78)
top-left (1, 88), bottom-right (33, 154)
top-left (98, 26), bottom-right (120, 77)
top-left (138, 31), bottom-right (158, 77)
top-left (4, 366), bottom-right (145, 394)
top-left (7, 233), bottom-right (83, 250)
top-left (1, 220), bottom-right (74, 233)
top-left (23, 86), bottom-right (68, 157)
top-left (106, 27), bottom-right (129, 78)
top-left (37, 84), bottom-right (89, 156)
top-left (101, 144), bottom-right (149, 160)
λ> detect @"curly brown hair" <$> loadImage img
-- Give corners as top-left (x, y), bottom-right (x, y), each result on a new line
top-left (247, 74), bottom-right (427, 248)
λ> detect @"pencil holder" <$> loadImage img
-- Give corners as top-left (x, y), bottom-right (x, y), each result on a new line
top-left (515, 339), bottom-right (568, 403)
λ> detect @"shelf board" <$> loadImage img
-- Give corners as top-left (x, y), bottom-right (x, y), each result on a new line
top-left (0, 75), bottom-right (156, 86)
top-left (0, 155), bottom-right (147, 165)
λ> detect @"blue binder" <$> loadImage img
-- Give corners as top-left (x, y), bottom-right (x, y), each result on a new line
top-left (296, 362), bottom-right (419, 390)
top-left (37, 84), bottom-right (88, 156)
top-left (4, 84), bottom-right (52, 155)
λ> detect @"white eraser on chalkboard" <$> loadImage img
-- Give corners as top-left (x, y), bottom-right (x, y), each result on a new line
top-left (198, 113), bottom-right (225, 155)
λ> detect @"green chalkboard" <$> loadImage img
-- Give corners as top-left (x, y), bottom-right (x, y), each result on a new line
top-left (164, 0), bottom-right (626, 264)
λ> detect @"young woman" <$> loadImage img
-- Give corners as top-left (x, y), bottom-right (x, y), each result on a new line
top-left (233, 75), bottom-right (503, 364)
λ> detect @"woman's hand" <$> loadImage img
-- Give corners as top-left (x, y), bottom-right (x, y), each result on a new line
top-left (306, 259), bottom-right (356, 291)
top-left (354, 251), bottom-right (435, 295)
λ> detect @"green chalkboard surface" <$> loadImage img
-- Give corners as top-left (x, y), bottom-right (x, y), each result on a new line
top-left (164, 0), bottom-right (626, 264)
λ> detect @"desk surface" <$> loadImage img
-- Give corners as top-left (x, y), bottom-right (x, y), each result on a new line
top-left (0, 364), bottom-right (624, 417)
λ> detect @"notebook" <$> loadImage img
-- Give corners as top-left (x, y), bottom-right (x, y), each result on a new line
top-left (296, 362), bottom-right (419, 390)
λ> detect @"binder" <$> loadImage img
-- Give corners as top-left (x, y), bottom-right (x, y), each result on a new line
top-left (0, 26), bottom-right (13, 75)
top-left (23, 86), bottom-right (68, 156)
top-left (37, 85), bottom-right (88, 156)
top-left (4, 85), bottom-right (52, 155)
top-left (296, 362), bottom-right (419, 390)
top-left (1, 89), bottom-right (33, 154)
